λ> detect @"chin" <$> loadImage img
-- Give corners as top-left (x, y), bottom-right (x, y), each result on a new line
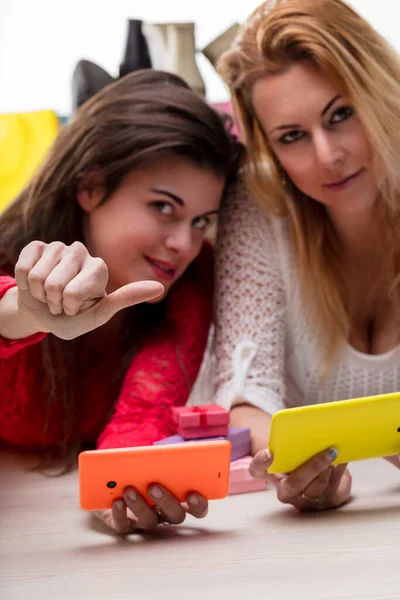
top-left (333, 199), bottom-right (376, 214)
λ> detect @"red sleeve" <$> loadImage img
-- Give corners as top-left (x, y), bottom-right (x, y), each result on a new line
top-left (96, 243), bottom-right (214, 449)
top-left (0, 276), bottom-right (47, 359)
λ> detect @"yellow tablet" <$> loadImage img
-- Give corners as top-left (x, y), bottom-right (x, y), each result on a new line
top-left (267, 391), bottom-right (400, 474)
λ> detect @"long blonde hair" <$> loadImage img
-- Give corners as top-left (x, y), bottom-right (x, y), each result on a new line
top-left (219, 0), bottom-right (400, 362)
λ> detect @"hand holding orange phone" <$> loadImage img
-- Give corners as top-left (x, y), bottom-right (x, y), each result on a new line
top-left (79, 440), bottom-right (231, 533)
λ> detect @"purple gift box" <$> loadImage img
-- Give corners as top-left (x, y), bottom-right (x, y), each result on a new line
top-left (153, 427), bottom-right (251, 462)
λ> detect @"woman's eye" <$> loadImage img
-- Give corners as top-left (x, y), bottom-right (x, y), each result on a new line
top-left (329, 105), bottom-right (354, 125)
top-left (152, 201), bottom-right (174, 216)
top-left (278, 130), bottom-right (305, 145)
top-left (193, 216), bottom-right (210, 231)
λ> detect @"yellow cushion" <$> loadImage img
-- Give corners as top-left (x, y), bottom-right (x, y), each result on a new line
top-left (0, 110), bottom-right (59, 213)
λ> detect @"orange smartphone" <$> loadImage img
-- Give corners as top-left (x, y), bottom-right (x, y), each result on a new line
top-left (79, 440), bottom-right (231, 510)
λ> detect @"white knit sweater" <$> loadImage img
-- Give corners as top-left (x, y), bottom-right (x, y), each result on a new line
top-left (191, 180), bottom-right (400, 414)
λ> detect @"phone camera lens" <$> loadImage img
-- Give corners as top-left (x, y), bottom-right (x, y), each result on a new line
top-left (106, 481), bottom-right (117, 489)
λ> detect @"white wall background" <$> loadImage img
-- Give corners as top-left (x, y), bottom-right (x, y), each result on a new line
top-left (0, 0), bottom-right (399, 115)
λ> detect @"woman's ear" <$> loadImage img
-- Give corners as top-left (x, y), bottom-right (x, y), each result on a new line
top-left (77, 169), bottom-right (106, 212)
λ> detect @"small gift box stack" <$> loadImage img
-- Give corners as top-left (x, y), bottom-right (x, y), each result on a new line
top-left (154, 427), bottom-right (251, 462)
top-left (228, 456), bottom-right (267, 495)
top-left (153, 404), bottom-right (267, 495)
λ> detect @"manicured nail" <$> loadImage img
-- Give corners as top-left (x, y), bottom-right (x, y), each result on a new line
top-left (188, 493), bottom-right (199, 505)
top-left (261, 448), bottom-right (272, 462)
top-left (325, 448), bottom-right (338, 462)
top-left (125, 488), bottom-right (137, 501)
top-left (115, 500), bottom-right (125, 510)
top-left (149, 485), bottom-right (163, 499)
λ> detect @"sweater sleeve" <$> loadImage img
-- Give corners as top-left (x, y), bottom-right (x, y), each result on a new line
top-left (96, 243), bottom-right (214, 449)
top-left (212, 180), bottom-right (287, 415)
top-left (0, 276), bottom-right (47, 358)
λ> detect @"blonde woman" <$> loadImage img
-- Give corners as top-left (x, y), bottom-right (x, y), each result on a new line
top-left (213, 0), bottom-right (400, 511)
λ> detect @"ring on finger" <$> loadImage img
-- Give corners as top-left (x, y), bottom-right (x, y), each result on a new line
top-left (301, 490), bottom-right (325, 503)
top-left (156, 508), bottom-right (171, 526)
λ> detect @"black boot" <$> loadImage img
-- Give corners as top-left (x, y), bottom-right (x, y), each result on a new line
top-left (119, 19), bottom-right (152, 78)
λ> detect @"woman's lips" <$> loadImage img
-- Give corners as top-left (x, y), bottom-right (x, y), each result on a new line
top-left (144, 255), bottom-right (177, 282)
top-left (323, 168), bottom-right (364, 191)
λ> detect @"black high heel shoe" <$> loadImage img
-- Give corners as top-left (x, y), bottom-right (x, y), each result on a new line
top-left (119, 19), bottom-right (152, 78)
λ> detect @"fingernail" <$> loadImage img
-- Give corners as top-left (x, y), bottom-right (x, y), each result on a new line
top-left (125, 488), bottom-right (137, 501)
top-left (325, 448), bottom-right (338, 462)
top-left (188, 493), bottom-right (199, 505)
top-left (261, 448), bottom-right (272, 462)
top-left (149, 485), bottom-right (163, 499)
top-left (115, 500), bottom-right (125, 510)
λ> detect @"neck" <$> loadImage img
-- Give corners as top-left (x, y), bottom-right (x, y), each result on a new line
top-left (327, 205), bottom-right (380, 260)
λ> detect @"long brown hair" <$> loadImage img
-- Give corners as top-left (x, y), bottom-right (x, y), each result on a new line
top-left (218, 0), bottom-right (400, 364)
top-left (0, 69), bottom-right (241, 456)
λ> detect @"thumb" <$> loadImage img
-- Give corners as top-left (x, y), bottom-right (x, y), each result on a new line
top-left (330, 462), bottom-right (348, 487)
top-left (249, 449), bottom-right (274, 480)
top-left (99, 280), bottom-right (164, 320)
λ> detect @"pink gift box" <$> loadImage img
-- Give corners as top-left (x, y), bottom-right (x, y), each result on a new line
top-left (228, 456), bottom-right (267, 495)
top-left (229, 480), bottom-right (267, 494)
top-left (172, 404), bottom-right (229, 428)
top-left (178, 423), bottom-right (228, 440)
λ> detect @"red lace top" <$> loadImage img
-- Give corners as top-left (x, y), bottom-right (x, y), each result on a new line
top-left (0, 244), bottom-right (213, 450)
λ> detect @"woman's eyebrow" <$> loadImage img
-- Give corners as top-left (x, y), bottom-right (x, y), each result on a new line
top-left (269, 94), bottom-right (343, 134)
top-left (151, 188), bottom-right (184, 206)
